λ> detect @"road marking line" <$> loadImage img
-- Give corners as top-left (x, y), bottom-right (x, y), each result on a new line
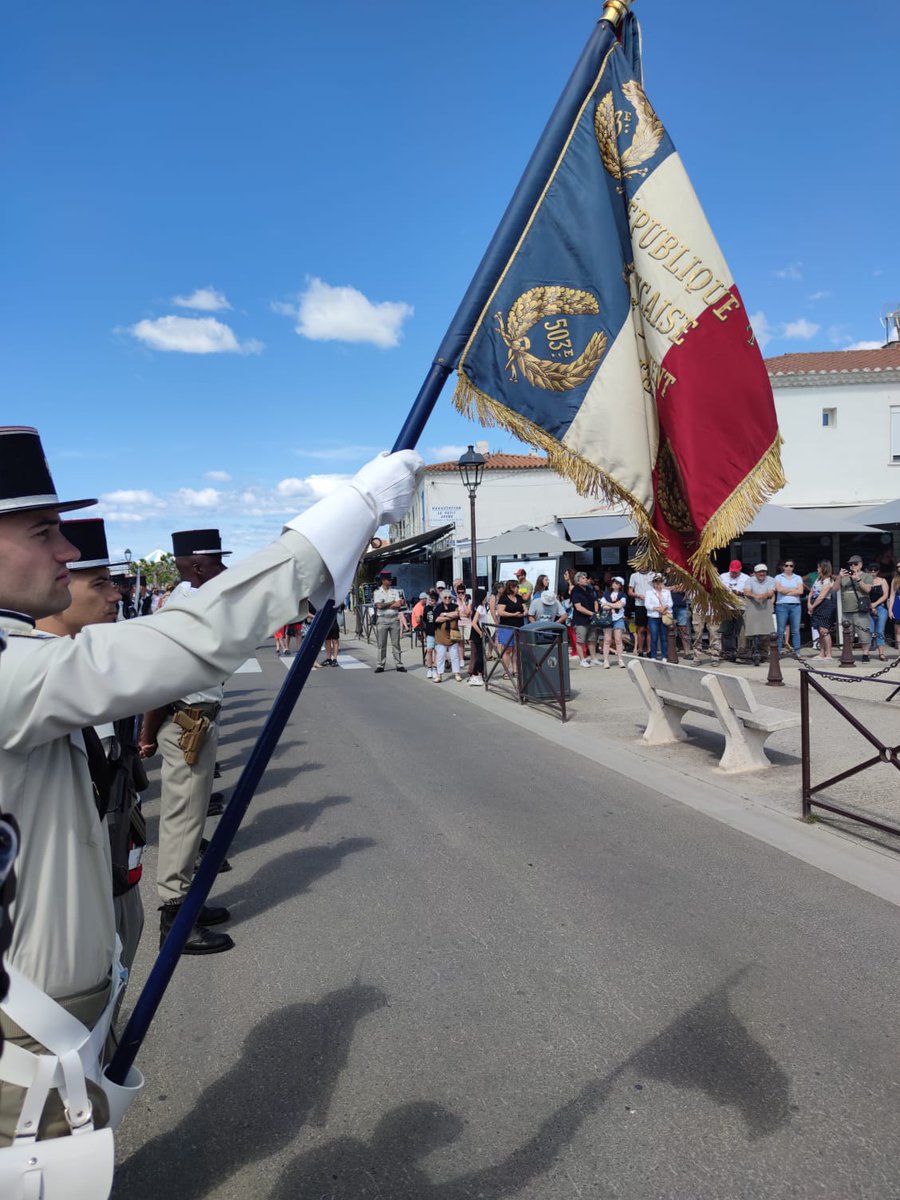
top-left (278, 652), bottom-right (369, 671)
top-left (234, 658), bottom-right (262, 673)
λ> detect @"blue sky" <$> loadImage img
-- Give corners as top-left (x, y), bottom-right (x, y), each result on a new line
top-left (3, 1), bottom-right (898, 558)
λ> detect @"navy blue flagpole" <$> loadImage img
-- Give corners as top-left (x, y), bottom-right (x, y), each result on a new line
top-left (107, 3), bottom-right (630, 1088)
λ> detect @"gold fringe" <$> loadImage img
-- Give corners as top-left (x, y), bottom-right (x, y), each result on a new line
top-left (687, 434), bottom-right (786, 577)
top-left (453, 377), bottom-right (785, 622)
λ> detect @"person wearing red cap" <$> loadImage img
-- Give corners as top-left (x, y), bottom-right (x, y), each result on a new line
top-left (718, 559), bottom-right (750, 661)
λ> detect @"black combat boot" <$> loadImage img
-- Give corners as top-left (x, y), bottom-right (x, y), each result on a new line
top-left (159, 901), bottom-right (234, 954)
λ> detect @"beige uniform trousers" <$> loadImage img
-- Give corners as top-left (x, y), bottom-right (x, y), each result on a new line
top-left (0, 978), bottom-right (111, 1147)
top-left (375, 616), bottom-right (402, 668)
top-left (156, 713), bottom-right (219, 904)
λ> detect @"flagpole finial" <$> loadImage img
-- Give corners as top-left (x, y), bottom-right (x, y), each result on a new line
top-left (602, 0), bottom-right (632, 27)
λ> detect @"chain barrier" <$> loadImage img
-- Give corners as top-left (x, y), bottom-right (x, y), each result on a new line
top-left (779, 642), bottom-right (900, 687)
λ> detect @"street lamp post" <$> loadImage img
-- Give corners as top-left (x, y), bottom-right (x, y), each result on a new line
top-left (457, 445), bottom-right (486, 600)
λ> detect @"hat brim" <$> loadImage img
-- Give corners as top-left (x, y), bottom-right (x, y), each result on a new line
top-left (0, 496), bottom-right (98, 516)
top-left (69, 557), bottom-right (132, 571)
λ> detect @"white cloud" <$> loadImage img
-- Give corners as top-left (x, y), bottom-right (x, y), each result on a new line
top-left (103, 510), bottom-right (149, 523)
top-left (176, 487), bottom-right (221, 508)
top-left (100, 488), bottom-right (165, 508)
top-left (98, 474), bottom-right (353, 546)
top-left (783, 318), bottom-right (820, 340)
top-left (275, 474), bottom-right (349, 500)
top-left (171, 286), bottom-right (232, 312)
top-left (128, 316), bottom-right (263, 355)
top-left (203, 469), bottom-right (232, 482)
top-left (270, 300), bottom-right (297, 318)
top-left (427, 443), bottom-right (469, 461)
top-left (808, 290), bottom-right (831, 302)
top-left (749, 311), bottom-right (773, 350)
top-left (100, 470), bottom-right (358, 562)
top-left (288, 277), bottom-right (413, 348)
top-left (775, 262), bottom-right (803, 281)
top-left (844, 339), bottom-right (884, 351)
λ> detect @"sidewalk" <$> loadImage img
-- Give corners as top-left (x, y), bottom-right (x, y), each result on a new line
top-left (344, 630), bottom-right (900, 905)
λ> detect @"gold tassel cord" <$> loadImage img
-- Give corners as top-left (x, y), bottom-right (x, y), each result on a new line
top-left (453, 374), bottom-right (767, 621)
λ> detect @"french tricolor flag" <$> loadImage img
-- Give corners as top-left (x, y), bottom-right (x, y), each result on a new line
top-left (454, 16), bottom-right (784, 606)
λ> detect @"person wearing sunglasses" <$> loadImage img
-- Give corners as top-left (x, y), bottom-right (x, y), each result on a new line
top-left (774, 560), bottom-right (804, 654)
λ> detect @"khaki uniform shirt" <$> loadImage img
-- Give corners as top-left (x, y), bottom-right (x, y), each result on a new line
top-left (373, 587), bottom-right (402, 619)
top-left (0, 529), bottom-right (328, 998)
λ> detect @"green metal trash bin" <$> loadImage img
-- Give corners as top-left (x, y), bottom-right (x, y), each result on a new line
top-left (518, 620), bottom-right (571, 700)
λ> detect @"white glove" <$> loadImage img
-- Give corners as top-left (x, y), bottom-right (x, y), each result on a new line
top-left (285, 449), bottom-right (423, 602)
top-left (349, 450), bottom-right (423, 526)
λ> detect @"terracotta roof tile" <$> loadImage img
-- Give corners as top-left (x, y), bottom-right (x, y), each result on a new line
top-left (427, 453), bottom-right (549, 472)
top-left (766, 343), bottom-right (900, 377)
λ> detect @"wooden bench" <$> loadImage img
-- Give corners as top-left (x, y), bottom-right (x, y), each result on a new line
top-left (627, 659), bottom-right (800, 773)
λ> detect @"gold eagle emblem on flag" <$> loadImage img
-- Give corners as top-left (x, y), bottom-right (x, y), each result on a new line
top-left (494, 286), bottom-right (607, 392)
top-left (595, 80), bottom-right (665, 189)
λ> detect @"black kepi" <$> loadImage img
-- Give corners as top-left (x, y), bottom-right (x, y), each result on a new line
top-left (171, 528), bottom-right (232, 557)
top-left (0, 426), bottom-right (96, 514)
top-left (61, 518), bottom-right (129, 571)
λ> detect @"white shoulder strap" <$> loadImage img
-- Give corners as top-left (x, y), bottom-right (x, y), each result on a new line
top-left (0, 945), bottom-right (127, 1141)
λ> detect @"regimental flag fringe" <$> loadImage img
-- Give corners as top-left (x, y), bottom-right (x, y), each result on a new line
top-left (688, 434), bottom-right (786, 574)
top-left (453, 376), bottom-right (782, 621)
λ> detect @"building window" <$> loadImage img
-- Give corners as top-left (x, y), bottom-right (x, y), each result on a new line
top-left (822, 407), bottom-right (836, 428)
top-left (892, 407), bottom-right (900, 463)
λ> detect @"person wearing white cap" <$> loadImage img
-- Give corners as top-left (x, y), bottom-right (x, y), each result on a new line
top-left (743, 564), bottom-right (776, 666)
top-left (528, 588), bottom-right (566, 623)
top-left (599, 576), bottom-right (628, 668)
top-left (0, 427), bottom-right (421, 1157)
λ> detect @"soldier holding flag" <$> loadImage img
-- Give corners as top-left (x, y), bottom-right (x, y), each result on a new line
top-left (0, 427), bottom-right (420, 1177)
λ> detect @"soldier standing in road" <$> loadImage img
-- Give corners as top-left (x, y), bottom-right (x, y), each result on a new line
top-left (36, 518), bottom-right (147, 973)
top-left (0, 426), bottom-right (421, 1154)
top-left (139, 529), bottom-right (233, 956)
top-left (373, 568), bottom-right (406, 674)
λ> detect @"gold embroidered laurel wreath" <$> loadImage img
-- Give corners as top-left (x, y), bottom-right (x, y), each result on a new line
top-left (494, 286), bottom-right (607, 393)
top-left (594, 79), bottom-right (664, 188)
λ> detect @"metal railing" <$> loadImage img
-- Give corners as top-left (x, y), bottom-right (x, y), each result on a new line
top-left (483, 622), bottom-right (569, 722)
top-left (800, 668), bottom-right (900, 838)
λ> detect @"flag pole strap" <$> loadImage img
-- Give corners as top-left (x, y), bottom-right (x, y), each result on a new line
top-left (106, 11), bottom-right (625, 1087)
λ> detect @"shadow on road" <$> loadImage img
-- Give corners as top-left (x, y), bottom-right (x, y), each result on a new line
top-left (215, 837), bottom-right (375, 925)
top-left (269, 969), bottom-right (791, 1198)
top-left (268, 1078), bottom-right (616, 1200)
top-left (630, 969), bottom-right (791, 1139)
top-left (236, 795), bottom-right (352, 853)
top-left (113, 983), bottom-right (387, 1200)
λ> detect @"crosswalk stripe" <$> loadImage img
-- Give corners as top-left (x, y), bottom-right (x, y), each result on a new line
top-left (234, 658), bottom-right (262, 673)
top-left (278, 652), bottom-right (370, 671)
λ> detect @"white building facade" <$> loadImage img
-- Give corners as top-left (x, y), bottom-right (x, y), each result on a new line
top-left (768, 344), bottom-right (900, 507)
top-left (391, 449), bottom-right (597, 576)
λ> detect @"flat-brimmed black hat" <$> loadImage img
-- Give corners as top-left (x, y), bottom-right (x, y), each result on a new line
top-left (0, 427), bottom-right (96, 515)
top-left (61, 518), bottom-right (129, 571)
top-left (171, 528), bottom-right (232, 558)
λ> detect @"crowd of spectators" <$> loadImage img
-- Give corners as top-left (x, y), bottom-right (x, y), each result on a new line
top-left (379, 555), bottom-right (900, 687)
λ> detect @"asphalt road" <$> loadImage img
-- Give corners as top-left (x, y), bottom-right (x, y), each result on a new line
top-left (113, 645), bottom-right (900, 1199)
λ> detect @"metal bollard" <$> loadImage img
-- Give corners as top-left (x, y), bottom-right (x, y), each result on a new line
top-left (766, 638), bottom-right (784, 686)
top-left (666, 623), bottom-right (679, 664)
top-left (839, 620), bottom-right (855, 668)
